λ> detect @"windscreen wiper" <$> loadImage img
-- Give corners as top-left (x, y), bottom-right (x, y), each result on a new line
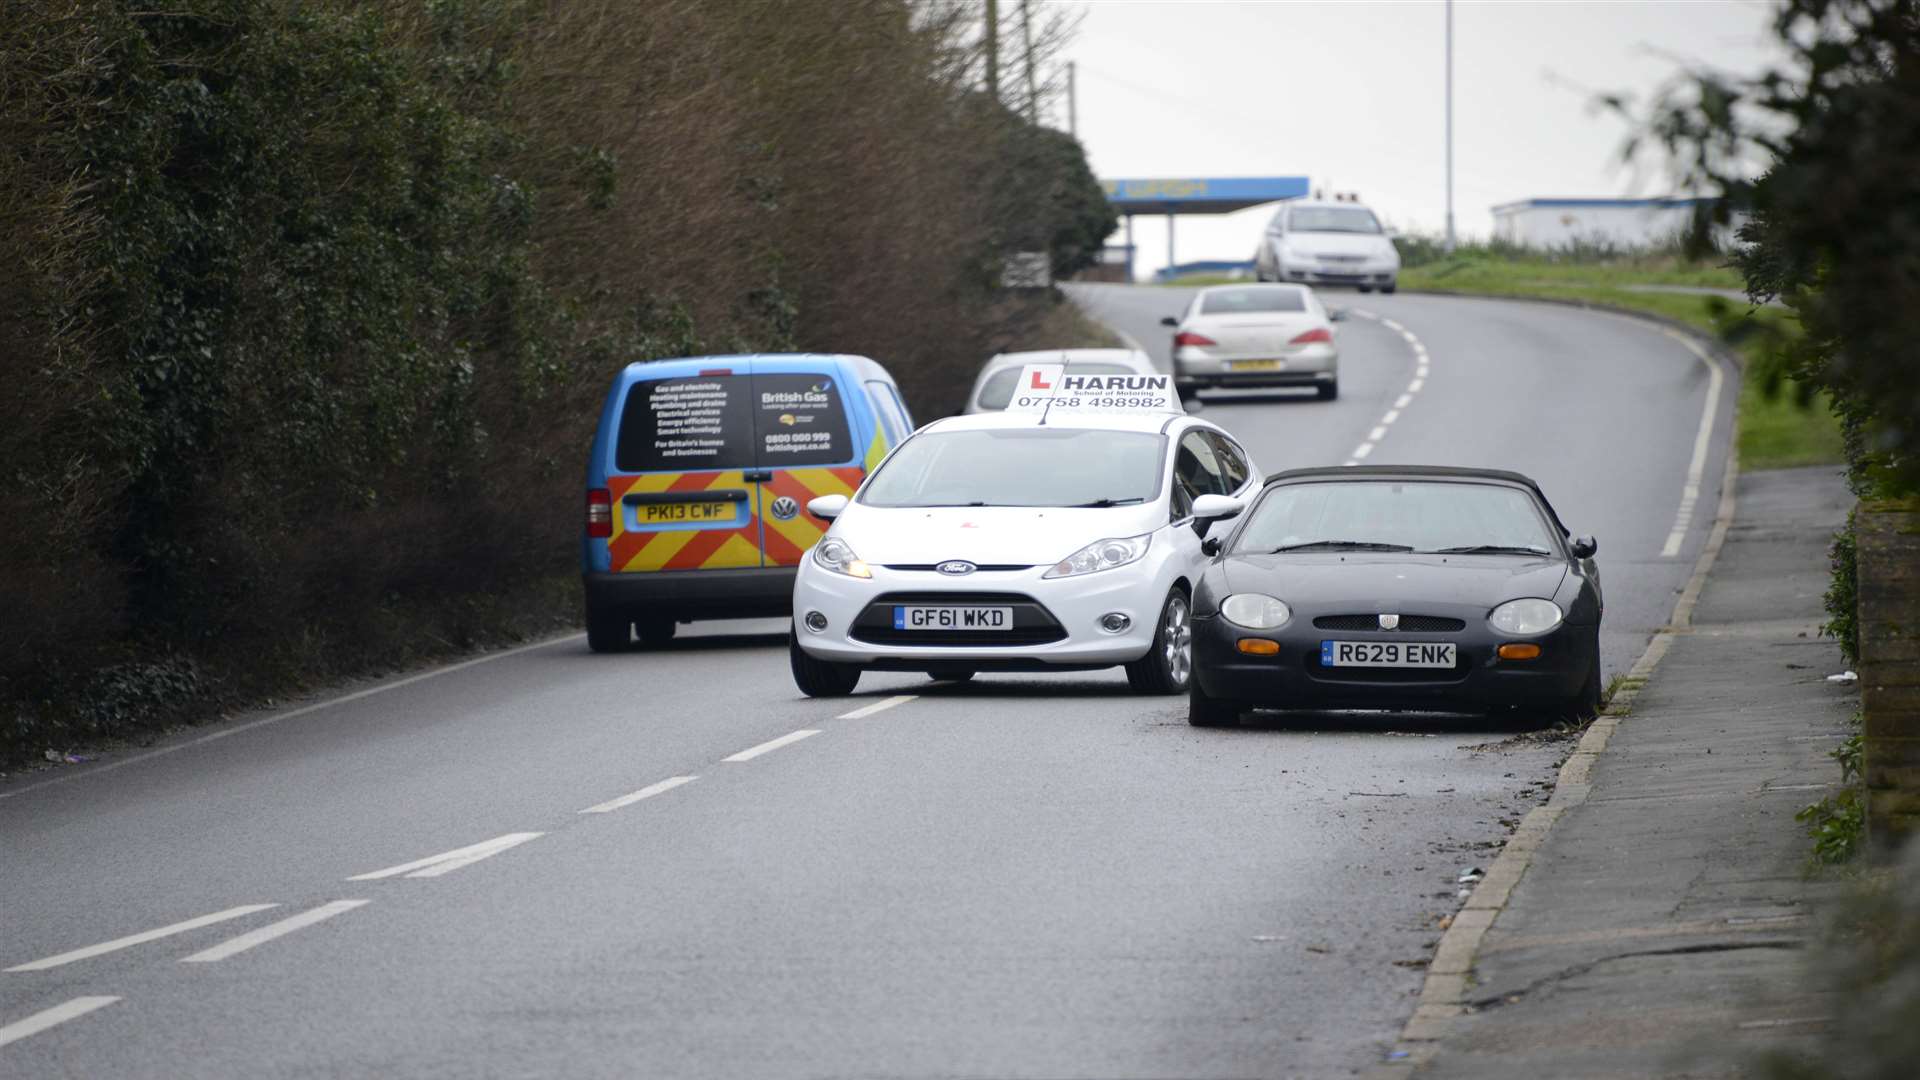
top-left (1265, 540), bottom-right (1414, 553)
top-left (1066, 497), bottom-right (1146, 508)
top-left (1427, 544), bottom-right (1552, 556)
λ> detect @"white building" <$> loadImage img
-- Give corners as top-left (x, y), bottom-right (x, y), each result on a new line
top-left (1490, 197), bottom-right (1726, 251)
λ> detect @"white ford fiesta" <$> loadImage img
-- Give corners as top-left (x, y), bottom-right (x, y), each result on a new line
top-left (789, 373), bottom-right (1261, 697)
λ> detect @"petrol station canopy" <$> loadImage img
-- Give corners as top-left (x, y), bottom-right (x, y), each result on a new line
top-left (1100, 176), bottom-right (1311, 216)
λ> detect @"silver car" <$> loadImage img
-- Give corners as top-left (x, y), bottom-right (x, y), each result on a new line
top-left (964, 348), bottom-right (1163, 414)
top-left (1254, 199), bottom-right (1400, 293)
top-left (1161, 284), bottom-right (1341, 402)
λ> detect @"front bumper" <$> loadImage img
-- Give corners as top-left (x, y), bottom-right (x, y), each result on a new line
top-left (1191, 613), bottom-right (1595, 710)
top-left (792, 561), bottom-right (1162, 670)
top-left (583, 567), bottom-right (796, 623)
top-left (1279, 267), bottom-right (1397, 287)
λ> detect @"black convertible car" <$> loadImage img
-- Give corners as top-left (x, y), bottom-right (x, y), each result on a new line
top-left (1188, 466), bottom-right (1603, 726)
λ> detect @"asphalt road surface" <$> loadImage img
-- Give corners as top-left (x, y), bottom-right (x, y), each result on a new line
top-left (1, 283), bottom-right (1736, 1078)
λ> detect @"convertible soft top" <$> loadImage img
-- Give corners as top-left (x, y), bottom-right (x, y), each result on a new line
top-left (1259, 465), bottom-right (1572, 538)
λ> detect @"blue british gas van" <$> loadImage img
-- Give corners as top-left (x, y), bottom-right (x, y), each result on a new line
top-left (581, 354), bottom-right (914, 652)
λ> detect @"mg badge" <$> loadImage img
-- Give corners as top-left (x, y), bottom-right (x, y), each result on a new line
top-left (770, 496), bottom-right (799, 521)
top-left (1378, 613), bottom-right (1401, 631)
top-left (936, 560), bottom-right (977, 576)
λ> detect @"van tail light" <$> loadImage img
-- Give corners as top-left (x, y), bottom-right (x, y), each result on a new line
top-left (586, 488), bottom-right (612, 538)
top-left (1173, 332), bottom-right (1216, 347)
top-left (1290, 327), bottom-right (1333, 345)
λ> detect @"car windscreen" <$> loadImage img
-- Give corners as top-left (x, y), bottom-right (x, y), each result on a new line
top-left (1235, 481), bottom-right (1557, 554)
top-left (615, 372), bottom-right (852, 472)
top-left (975, 362), bottom-right (1137, 411)
top-left (1287, 207), bottom-right (1383, 234)
top-left (1198, 288), bottom-right (1308, 315)
top-left (860, 428), bottom-right (1165, 507)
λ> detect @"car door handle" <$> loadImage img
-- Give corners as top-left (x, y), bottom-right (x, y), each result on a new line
top-left (743, 470), bottom-right (773, 483)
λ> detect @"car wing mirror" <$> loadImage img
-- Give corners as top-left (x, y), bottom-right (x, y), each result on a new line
top-left (1191, 494), bottom-right (1244, 539)
top-left (1328, 307), bottom-right (1349, 322)
top-left (1570, 535), bottom-right (1598, 559)
top-left (1160, 316), bottom-right (1179, 327)
top-left (808, 494), bottom-right (849, 520)
top-left (1201, 535), bottom-right (1224, 557)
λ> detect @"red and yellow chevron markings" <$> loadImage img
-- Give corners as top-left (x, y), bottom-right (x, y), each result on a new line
top-left (761, 466), bottom-right (866, 566)
top-left (607, 471), bottom-right (763, 572)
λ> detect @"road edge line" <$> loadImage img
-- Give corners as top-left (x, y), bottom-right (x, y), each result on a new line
top-left (1366, 314), bottom-right (1744, 1076)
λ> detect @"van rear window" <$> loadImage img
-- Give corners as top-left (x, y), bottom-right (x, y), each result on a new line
top-left (614, 372), bottom-right (853, 472)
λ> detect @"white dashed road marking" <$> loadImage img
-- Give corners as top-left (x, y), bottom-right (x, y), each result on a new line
top-left (580, 775), bottom-right (698, 815)
top-left (1345, 311), bottom-right (1432, 465)
top-left (347, 832), bottom-right (543, 881)
top-left (180, 900), bottom-right (368, 963)
top-left (837, 695), bottom-right (917, 720)
top-left (723, 729), bottom-right (821, 763)
top-left (7, 905), bottom-right (279, 972)
top-left (0, 996), bottom-right (120, 1050)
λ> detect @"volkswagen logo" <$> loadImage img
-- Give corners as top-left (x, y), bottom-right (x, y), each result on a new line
top-left (769, 496), bottom-right (799, 521)
top-left (1377, 613), bottom-right (1401, 631)
top-left (936, 560), bottom-right (977, 576)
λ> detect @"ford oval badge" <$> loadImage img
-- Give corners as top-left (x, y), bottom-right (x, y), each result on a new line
top-left (936, 560), bottom-right (977, 576)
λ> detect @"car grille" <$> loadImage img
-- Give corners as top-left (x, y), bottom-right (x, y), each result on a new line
top-left (850, 591), bottom-right (1066, 647)
top-left (1318, 254), bottom-right (1367, 264)
top-left (880, 564), bottom-right (1034, 572)
top-left (1313, 614), bottom-right (1467, 633)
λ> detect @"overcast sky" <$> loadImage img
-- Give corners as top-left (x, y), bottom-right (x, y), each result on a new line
top-left (1040, 0), bottom-right (1784, 275)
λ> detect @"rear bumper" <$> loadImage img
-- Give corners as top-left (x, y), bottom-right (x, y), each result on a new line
top-left (1190, 614), bottom-right (1595, 710)
top-left (583, 567), bottom-right (796, 622)
top-left (1174, 345), bottom-right (1337, 389)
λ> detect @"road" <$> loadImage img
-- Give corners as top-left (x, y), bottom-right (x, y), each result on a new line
top-left (0, 284), bottom-right (1735, 1078)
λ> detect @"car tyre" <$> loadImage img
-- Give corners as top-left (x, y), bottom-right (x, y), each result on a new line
top-left (1316, 379), bottom-right (1339, 401)
top-left (1125, 589), bottom-right (1193, 695)
top-left (635, 615), bottom-right (676, 648)
top-left (586, 609), bottom-right (630, 653)
top-left (1381, 282), bottom-right (1398, 294)
top-left (1188, 679), bottom-right (1242, 727)
top-left (1556, 653), bottom-right (1603, 723)
top-left (1357, 285), bottom-right (1374, 294)
top-left (791, 637), bottom-right (862, 697)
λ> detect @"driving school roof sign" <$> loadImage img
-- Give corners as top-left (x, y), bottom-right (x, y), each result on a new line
top-left (1101, 176), bottom-right (1311, 215)
top-left (1006, 364), bottom-right (1181, 416)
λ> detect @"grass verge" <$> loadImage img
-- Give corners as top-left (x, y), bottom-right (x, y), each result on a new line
top-left (1401, 256), bottom-right (1843, 472)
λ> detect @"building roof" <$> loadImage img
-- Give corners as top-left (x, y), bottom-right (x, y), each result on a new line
top-left (1490, 196), bottom-right (1716, 215)
top-left (1102, 176), bottom-right (1310, 215)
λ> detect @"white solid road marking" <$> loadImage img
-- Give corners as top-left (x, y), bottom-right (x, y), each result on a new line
top-left (0, 633), bottom-right (584, 802)
top-left (0, 996), bottom-right (120, 1050)
top-left (1659, 329), bottom-right (1728, 558)
top-left (6, 905), bottom-right (278, 972)
top-left (837, 695), bottom-right (917, 720)
top-left (179, 900), bottom-right (368, 963)
top-left (580, 775), bottom-right (698, 815)
top-left (347, 832), bottom-right (543, 881)
top-left (1346, 310), bottom-right (1432, 466)
top-left (723, 729), bottom-right (821, 763)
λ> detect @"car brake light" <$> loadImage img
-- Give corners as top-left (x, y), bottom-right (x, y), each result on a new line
top-left (1173, 332), bottom-right (1216, 347)
top-left (1290, 327), bottom-right (1333, 345)
top-left (586, 488), bottom-right (612, 538)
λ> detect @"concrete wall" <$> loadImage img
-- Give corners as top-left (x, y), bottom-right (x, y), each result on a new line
top-left (1861, 504), bottom-right (1920, 852)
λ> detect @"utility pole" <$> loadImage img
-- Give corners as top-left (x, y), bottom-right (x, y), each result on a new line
top-left (1021, 0), bottom-right (1039, 123)
top-left (984, 0), bottom-right (999, 103)
top-left (1444, 0), bottom-right (1456, 253)
top-left (1067, 60), bottom-right (1077, 137)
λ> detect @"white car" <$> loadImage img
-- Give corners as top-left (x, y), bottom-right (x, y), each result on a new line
top-left (1254, 199), bottom-right (1400, 293)
top-left (1163, 284), bottom-right (1342, 401)
top-left (788, 408), bottom-right (1261, 696)
top-left (964, 348), bottom-right (1162, 413)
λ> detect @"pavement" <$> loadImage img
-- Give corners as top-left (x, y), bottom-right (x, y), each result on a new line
top-left (1413, 465), bottom-right (1859, 1078)
top-left (1, 286), bottom-right (1743, 1077)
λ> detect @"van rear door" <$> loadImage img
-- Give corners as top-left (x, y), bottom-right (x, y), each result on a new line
top-left (751, 360), bottom-right (878, 567)
top-left (606, 363), bottom-right (767, 573)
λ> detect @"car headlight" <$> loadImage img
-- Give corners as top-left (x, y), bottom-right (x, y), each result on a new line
top-left (1221, 593), bottom-right (1291, 629)
top-left (1044, 534), bottom-right (1151, 579)
top-left (1489, 598), bottom-right (1562, 635)
top-left (813, 537), bottom-right (872, 579)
